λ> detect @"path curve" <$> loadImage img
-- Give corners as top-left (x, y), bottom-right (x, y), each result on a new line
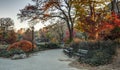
top-left (0, 49), bottom-right (79, 70)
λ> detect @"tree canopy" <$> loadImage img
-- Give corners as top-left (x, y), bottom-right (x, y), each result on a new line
top-left (0, 18), bottom-right (14, 31)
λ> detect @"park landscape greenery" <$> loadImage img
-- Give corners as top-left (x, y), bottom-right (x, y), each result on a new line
top-left (0, 0), bottom-right (120, 67)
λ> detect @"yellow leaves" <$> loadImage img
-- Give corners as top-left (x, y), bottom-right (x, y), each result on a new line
top-left (104, 13), bottom-right (111, 20)
top-left (74, 21), bottom-right (85, 32)
top-left (91, 14), bottom-right (97, 22)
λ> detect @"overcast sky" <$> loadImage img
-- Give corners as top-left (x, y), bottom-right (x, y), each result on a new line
top-left (0, 0), bottom-right (44, 31)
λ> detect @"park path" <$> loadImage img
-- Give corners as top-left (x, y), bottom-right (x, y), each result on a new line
top-left (0, 49), bottom-right (79, 70)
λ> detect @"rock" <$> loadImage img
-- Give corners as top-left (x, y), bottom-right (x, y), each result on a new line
top-left (11, 53), bottom-right (27, 60)
top-left (20, 54), bottom-right (27, 58)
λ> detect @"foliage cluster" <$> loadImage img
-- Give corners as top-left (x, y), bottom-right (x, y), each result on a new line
top-left (7, 40), bottom-right (36, 52)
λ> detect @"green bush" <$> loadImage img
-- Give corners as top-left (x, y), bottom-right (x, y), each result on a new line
top-left (0, 50), bottom-right (11, 58)
top-left (36, 43), bottom-right (60, 50)
top-left (0, 48), bottom-right (25, 58)
top-left (9, 48), bottom-right (24, 55)
top-left (36, 44), bottom-right (45, 50)
top-left (45, 43), bottom-right (60, 49)
top-left (114, 38), bottom-right (120, 47)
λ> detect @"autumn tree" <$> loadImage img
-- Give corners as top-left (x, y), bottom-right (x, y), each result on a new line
top-left (103, 12), bottom-right (120, 40)
top-left (18, 0), bottom-right (80, 42)
top-left (0, 18), bottom-right (15, 44)
top-left (73, 0), bottom-right (112, 40)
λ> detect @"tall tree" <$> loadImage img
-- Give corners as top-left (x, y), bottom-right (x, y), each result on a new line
top-left (73, 0), bottom-right (111, 40)
top-left (17, 0), bottom-right (47, 47)
top-left (18, 0), bottom-right (78, 42)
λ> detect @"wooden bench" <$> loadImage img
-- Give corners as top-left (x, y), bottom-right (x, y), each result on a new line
top-left (74, 49), bottom-right (88, 58)
top-left (63, 47), bottom-right (73, 57)
top-left (63, 48), bottom-right (88, 58)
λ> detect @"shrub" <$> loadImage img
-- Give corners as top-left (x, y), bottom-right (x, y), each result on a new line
top-left (0, 50), bottom-right (11, 58)
top-left (7, 40), bottom-right (36, 52)
top-left (36, 43), bottom-right (60, 49)
top-left (0, 48), bottom-right (24, 58)
top-left (104, 27), bottom-right (120, 40)
top-left (9, 48), bottom-right (24, 55)
top-left (45, 43), bottom-right (60, 49)
top-left (36, 44), bottom-right (46, 50)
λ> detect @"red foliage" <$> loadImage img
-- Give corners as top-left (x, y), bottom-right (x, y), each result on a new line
top-left (86, 12), bottom-right (120, 39)
top-left (7, 40), bottom-right (36, 52)
top-left (43, 14), bottom-right (50, 17)
top-left (111, 12), bottom-right (120, 27)
top-left (100, 22), bottom-right (114, 31)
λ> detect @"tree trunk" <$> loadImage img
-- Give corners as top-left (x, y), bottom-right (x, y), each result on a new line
top-left (95, 32), bottom-right (99, 40)
top-left (68, 28), bottom-right (73, 42)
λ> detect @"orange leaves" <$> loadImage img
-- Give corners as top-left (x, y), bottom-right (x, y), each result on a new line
top-left (43, 0), bottom-right (59, 11)
top-left (43, 14), bottom-right (50, 17)
top-left (75, 14), bottom-right (116, 39)
top-left (109, 12), bottom-right (120, 27)
top-left (7, 40), bottom-right (36, 52)
top-left (43, 0), bottom-right (55, 11)
top-left (111, 12), bottom-right (118, 18)
top-left (44, 3), bottom-right (53, 11)
top-left (101, 22), bottom-right (114, 30)
top-left (113, 18), bottom-right (120, 26)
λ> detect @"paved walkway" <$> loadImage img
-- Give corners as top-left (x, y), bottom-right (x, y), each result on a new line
top-left (0, 49), bottom-right (79, 70)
